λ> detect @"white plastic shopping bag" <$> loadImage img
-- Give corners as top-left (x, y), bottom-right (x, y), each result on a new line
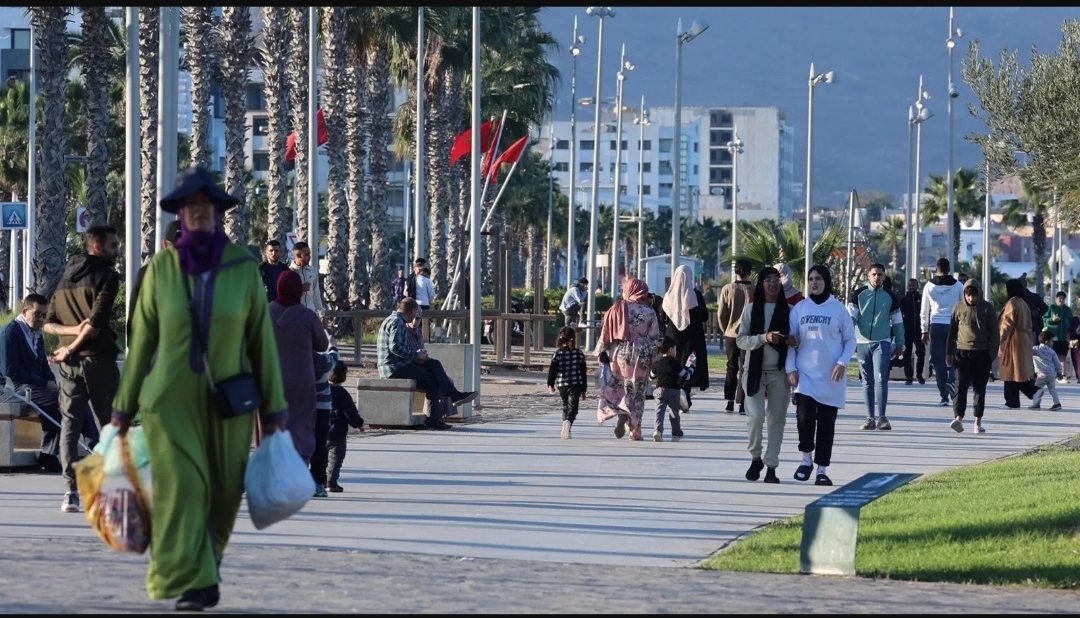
top-left (244, 429), bottom-right (315, 530)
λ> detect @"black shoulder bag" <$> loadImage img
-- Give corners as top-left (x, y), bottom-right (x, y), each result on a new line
top-left (184, 258), bottom-right (262, 418)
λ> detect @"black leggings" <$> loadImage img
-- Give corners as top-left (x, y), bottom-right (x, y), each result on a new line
top-left (558, 386), bottom-right (582, 424)
top-left (724, 337), bottom-right (745, 405)
top-left (796, 394), bottom-right (838, 467)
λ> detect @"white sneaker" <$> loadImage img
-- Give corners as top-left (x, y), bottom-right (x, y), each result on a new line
top-left (949, 417), bottom-right (964, 433)
top-left (652, 429), bottom-right (663, 442)
top-left (561, 420), bottom-right (571, 440)
top-left (60, 491), bottom-right (80, 513)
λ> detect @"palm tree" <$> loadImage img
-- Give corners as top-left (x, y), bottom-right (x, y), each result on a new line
top-left (182, 7), bottom-right (216, 170)
top-left (73, 7), bottom-right (110, 228)
top-left (218, 7), bottom-right (253, 245)
top-left (260, 7), bottom-right (290, 247)
top-left (343, 10), bottom-right (368, 308)
top-left (920, 167), bottom-right (983, 266)
top-left (139, 7), bottom-right (159, 261)
top-left (320, 7), bottom-right (349, 310)
top-left (1000, 181), bottom-right (1054, 297)
top-left (286, 7), bottom-right (310, 241)
top-left (735, 220), bottom-right (846, 290)
top-left (28, 7), bottom-right (71, 297)
top-left (0, 79), bottom-right (32, 197)
top-left (873, 216), bottom-right (906, 276)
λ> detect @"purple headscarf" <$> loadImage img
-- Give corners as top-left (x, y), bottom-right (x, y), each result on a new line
top-left (175, 212), bottom-right (230, 276)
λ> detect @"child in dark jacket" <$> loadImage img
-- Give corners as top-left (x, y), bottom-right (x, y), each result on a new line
top-left (326, 361), bottom-right (364, 493)
top-left (650, 336), bottom-right (695, 442)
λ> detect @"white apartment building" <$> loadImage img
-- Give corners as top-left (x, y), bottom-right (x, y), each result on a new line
top-left (538, 104), bottom-right (795, 224)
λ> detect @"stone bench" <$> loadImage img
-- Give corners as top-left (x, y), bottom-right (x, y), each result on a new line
top-left (0, 401), bottom-right (41, 469)
top-left (355, 378), bottom-right (427, 428)
top-left (425, 343), bottom-right (475, 419)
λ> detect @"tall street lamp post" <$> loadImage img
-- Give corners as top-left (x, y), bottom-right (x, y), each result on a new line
top-left (726, 128), bottom-right (743, 278)
top-left (545, 121), bottom-right (554, 287)
top-left (584, 6), bottom-right (614, 351)
top-left (945, 7), bottom-right (962, 270)
top-left (671, 18), bottom-right (709, 283)
top-left (804, 63), bottom-right (834, 294)
top-left (634, 98), bottom-right (649, 277)
top-left (566, 18), bottom-right (584, 289)
top-left (911, 76), bottom-right (932, 279)
top-left (609, 44), bottom-right (633, 299)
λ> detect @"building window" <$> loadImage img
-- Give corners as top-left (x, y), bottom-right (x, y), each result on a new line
top-left (693, 164), bottom-right (698, 175)
top-left (580, 140), bottom-right (594, 150)
top-left (609, 139), bottom-right (628, 150)
top-left (642, 185), bottom-right (652, 196)
top-left (245, 84), bottom-right (266, 111)
top-left (710, 149), bottom-right (732, 165)
top-left (251, 115), bottom-right (269, 136)
top-left (638, 139), bottom-right (651, 151)
top-left (710, 110), bottom-right (733, 126)
top-left (553, 161), bottom-right (569, 172)
top-left (658, 183), bottom-right (673, 198)
top-left (556, 139), bottom-right (570, 150)
top-left (658, 161), bottom-right (673, 176)
top-left (10, 29), bottom-right (30, 50)
top-left (638, 162), bottom-right (651, 173)
top-left (252, 152), bottom-right (270, 172)
top-left (694, 142), bottom-right (698, 153)
top-left (580, 162), bottom-right (593, 173)
top-left (659, 138), bottom-right (673, 153)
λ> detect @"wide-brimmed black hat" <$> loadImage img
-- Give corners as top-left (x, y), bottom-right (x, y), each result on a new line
top-left (159, 166), bottom-right (240, 214)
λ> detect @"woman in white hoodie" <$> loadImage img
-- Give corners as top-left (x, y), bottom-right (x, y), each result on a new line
top-left (785, 264), bottom-right (856, 486)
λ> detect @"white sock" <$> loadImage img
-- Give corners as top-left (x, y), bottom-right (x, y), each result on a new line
top-left (817, 465), bottom-right (828, 476)
top-left (801, 452), bottom-right (813, 466)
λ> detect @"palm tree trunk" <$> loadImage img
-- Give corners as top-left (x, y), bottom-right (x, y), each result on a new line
top-left (525, 224), bottom-right (538, 289)
top-left (182, 7), bottom-right (216, 170)
top-left (287, 8), bottom-right (310, 241)
top-left (29, 8), bottom-right (70, 297)
top-left (321, 7), bottom-right (349, 311)
top-left (139, 7), bottom-right (159, 261)
top-left (345, 49), bottom-right (368, 308)
top-left (79, 7), bottom-right (109, 228)
top-left (262, 8), bottom-right (291, 246)
top-left (364, 43), bottom-right (393, 310)
top-left (219, 7), bottom-right (252, 245)
top-left (424, 51), bottom-right (448, 297)
top-left (1033, 214), bottom-right (1047, 297)
top-left (442, 67), bottom-right (463, 295)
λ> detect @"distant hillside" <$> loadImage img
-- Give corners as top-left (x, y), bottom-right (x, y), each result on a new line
top-left (539, 7), bottom-right (1079, 206)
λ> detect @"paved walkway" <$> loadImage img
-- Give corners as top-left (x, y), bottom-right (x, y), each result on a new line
top-left (2, 376), bottom-right (1079, 612)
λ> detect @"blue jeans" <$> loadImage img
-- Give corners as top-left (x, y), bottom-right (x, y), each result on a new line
top-left (929, 323), bottom-right (955, 401)
top-left (857, 341), bottom-right (892, 419)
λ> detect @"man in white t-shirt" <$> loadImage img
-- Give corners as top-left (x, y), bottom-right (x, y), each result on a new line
top-left (407, 258), bottom-right (436, 310)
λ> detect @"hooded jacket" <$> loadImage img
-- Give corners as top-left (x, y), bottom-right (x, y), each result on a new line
top-left (847, 284), bottom-right (905, 346)
top-left (45, 253), bottom-right (121, 358)
top-left (946, 279), bottom-right (999, 356)
top-left (921, 274), bottom-right (963, 333)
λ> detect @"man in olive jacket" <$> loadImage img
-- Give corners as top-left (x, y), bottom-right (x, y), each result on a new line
top-left (945, 278), bottom-right (999, 434)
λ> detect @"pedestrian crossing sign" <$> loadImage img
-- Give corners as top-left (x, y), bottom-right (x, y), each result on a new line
top-left (0, 202), bottom-right (27, 230)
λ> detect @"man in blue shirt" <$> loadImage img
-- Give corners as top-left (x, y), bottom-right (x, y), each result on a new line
top-left (0, 294), bottom-right (69, 471)
top-left (377, 298), bottom-right (476, 430)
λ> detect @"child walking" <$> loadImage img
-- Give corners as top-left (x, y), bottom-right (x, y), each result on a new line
top-left (310, 336), bottom-right (340, 498)
top-left (649, 336), bottom-right (695, 442)
top-left (326, 361), bottom-right (365, 492)
top-left (1031, 331), bottom-right (1063, 411)
top-left (548, 327), bottom-right (588, 440)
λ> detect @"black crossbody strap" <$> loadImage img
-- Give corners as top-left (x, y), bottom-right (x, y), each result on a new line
top-left (182, 255), bottom-right (256, 390)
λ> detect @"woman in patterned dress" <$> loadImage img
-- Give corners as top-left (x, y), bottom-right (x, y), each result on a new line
top-left (595, 278), bottom-right (662, 441)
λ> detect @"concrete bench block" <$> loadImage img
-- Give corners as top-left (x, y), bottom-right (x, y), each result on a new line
top-left (425, 344), bottom-right (475, 420)
top-left (355, 378), bottom-right (427, 428)
top-left (0, 402), bottom-right (39, 469)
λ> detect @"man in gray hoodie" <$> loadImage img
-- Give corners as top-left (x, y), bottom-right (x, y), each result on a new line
top-left (921, 258), bottom-right (963, 406)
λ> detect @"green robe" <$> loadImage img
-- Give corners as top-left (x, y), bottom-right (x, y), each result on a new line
top-left (114, 244), bottom-right (288, 600)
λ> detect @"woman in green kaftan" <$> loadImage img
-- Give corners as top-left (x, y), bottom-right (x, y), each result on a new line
top-left (111, 167), bottom-right (288, 611)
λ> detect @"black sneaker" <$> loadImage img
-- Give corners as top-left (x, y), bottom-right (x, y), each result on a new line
top-left (327, 482), bottom-right (344, 493)
top-left (1049, 403), bottom-right (1063, 411)
top-left (904, 379), bottom-right (913, 385)
top-left (763, 467), bottom-right (780, 484)
top-left (918, 376), bottom-right (926, 384)
top-left (176, 588), bottom-right (209, 612)
top-left (738, 405), bottom-right (746, 416)
top-left (745, 458), bottom-right (765, 481)
top-left (425, 421), bottom-right (453, 431)
top-left (451, 391), bottom-right (478, 407)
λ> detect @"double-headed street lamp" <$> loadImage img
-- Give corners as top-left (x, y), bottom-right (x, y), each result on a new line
top-left (945, 7), bottom-right (963, 270)
top-left (565, 17), bottom-right (585, 290)
top-left (910, 76), bottom-right (933, 279)
top-left (726, 128), bottom-right (744, 278)
top-left (634, 98), bottom-right (650, 277)
top-left (804, 63), bottom-right (834, 294)
top-left (584, 5), bottom-right (614, 351)
top-left (609, 44), bottom-right (633, 299)
top-left (671, 18), bottom-right (709, 283)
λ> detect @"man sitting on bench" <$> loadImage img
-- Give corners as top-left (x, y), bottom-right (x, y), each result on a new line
top-left (377, 297), bottom-right (477, 431)
top-left (0, 294), bottom-right (68, 472)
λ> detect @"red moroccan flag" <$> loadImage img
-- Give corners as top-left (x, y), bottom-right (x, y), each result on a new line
top-left (487, 135), bottom-right (529, 183)
top-left (449, 120), bottom-right (495, 165)
top-left (284, 108), bottom-right (329, 169)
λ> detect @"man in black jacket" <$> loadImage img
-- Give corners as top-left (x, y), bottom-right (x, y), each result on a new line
top-left (258, 239), bottom-right (288, 302)
top-left (127, 220), bottom-right (181, 342)
top-left (899, 277), bottom-right (925, 384)
top-left (44, 225), bottom-right (122, 514)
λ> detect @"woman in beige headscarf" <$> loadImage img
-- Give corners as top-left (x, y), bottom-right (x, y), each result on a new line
top-left (596, 278), bottom-right (662, 441)
top-left (662, 265), bottom-right (710, 409)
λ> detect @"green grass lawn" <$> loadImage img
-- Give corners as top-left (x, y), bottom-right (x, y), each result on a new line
top-left (707, 351), bottom-right (861, 379)
top-left (703, 443), bottom-right (1080, 589)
